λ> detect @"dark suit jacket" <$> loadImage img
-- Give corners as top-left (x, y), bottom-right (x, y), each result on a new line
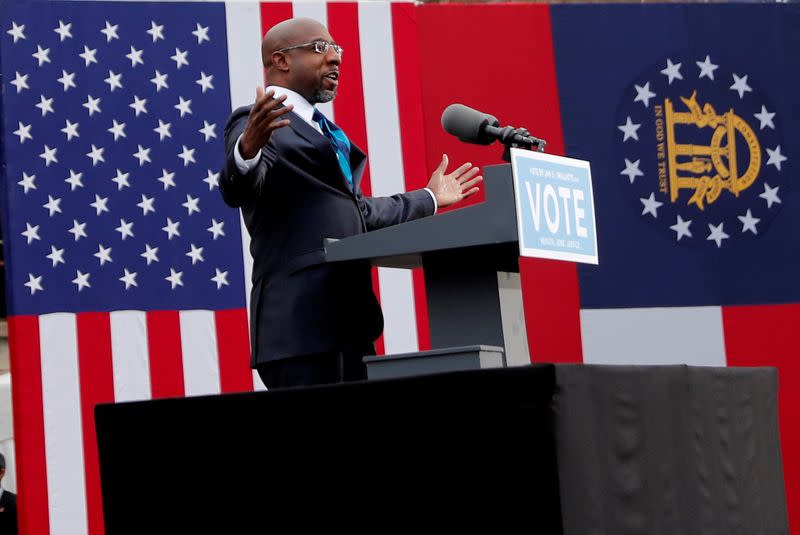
top-left (220, 105), bottom-right (435, 366)
top-left (0, 489), bottom-right (18, 534)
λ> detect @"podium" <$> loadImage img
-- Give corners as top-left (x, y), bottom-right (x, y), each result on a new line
top-left (325, 164), bottom-right (531, 368)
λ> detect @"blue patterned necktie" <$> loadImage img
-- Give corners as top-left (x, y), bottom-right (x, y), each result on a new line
top-left (312, 108), bottom-right (353, 189)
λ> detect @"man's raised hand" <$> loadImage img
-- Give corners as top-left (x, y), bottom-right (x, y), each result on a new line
top-left (240, 87), bottom-right (294, 159)
top-left (426, 154), bottom-right (483, 209)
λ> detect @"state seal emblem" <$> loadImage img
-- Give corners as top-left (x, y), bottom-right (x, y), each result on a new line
top-left (614, 54), bottom-right (787, 247)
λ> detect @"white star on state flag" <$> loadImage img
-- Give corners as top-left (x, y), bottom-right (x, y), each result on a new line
top-left (182, 195), bottom-right (200, 215)
top-left (660, 59), bottom-right (683, 84)
top-left (207, 218), bottom-right (225, 239)
top-left (101, 21), bottom-right (119, 42)
top-left (738, 209), bottom-right (760, 235)
top-left (14, 122), bottom-right (32, 143)
top-left (58, 70), bottom-right (77, 91)
top-left (175, 96), bottom-right (192, 117)
top-left (162, 217), bottom-right (181, 240)
top-left (22, 223), bottom-right (40, 244)
top-left (90, 194), bottom-right (109, 215)
top-left (137, 194), bottom-right (156, 215)
top-left (40, 144), bottom-right (58, 166)
top-left (753, 105), bottom-right (775, 130)
top-left (25, 274), bottom-right (43, 295)
top-left (66, 170), bottom-right (84, 191)
top-left (108, 119), bottom-right (126, 141)
top-left (696, 55), bottom-right (718, 80)
top-left (617, 116), bottom-right (640, 142)
top-left (18, 172), bottom-right (36, 193)
top-left (11, 72), bottom-right (29, 93)
top-left (72, 270), bottom-right (91, 291)
top-left (141, 244), bottom-right (159, 265)
top-left (104, 70), bottom-right (123, 91)
top-left (126, 46), bottom-right (144, 68)
top-left (178, 145), bottom-right (196, 166)
top-left (47, 246), bottom-right (65, 267)
top-left (33, 45), bottom-right (51, 67)
top-left (83, 94), bottom-right (102, 116)
top-left (87, 144), bottom-right (105, 166)
top-left (116, 219), bottom-right (135, 240)
top-left (171, 48), bottom-right (189, 69)
top-left (203, 170), bottom-right (219, 190)
top-left (130, 95), bottom-right (147, 116)
top-left (43, 195), bottom-right (62, 216)
top-left (111, 169), bottom-right (130, 190)
top-left (36, 95), bottom-right (55, 116)
top-left (640, 192), bottom-right (663, 218)
top-left (633, 82), bottom-right (656, 108)
top-left (79, 45), bottom-right (98, 67)
top-left (765, 145), bottom-right (787, 171)
top-left (157, 169), bottom-right (176, 190)
top-left (147, 21), bottom-right (165, 42)
top-left (133, 145), bottom-right (151, 166)
top-left (670, 215), bottom-right (694, 240)
top-left (706, 222), bottom-right (729, 248)
top-left (69, 219), bottom-right (88, 241)
top-left (7, 22), bottom-right (26, 43)
top-left (193, 23), bottom-right (210, 44)
top-left (759, 183), bottom-right (781, 208)
top-left (166, 268), bottom-right (184, 290)
top-left (620, 158), bottom-right (643, 184)
top-left (150, 70), bottom-right (169, 91)
top-left (196, 71), bottom-right (214, 93)
top-left (154, 120), bottom-right (172, 141)
top-left (730, 74), bottom-right (752, 99)
top-left (119, 269), bottom-right (138, 290)
top-left (199, 121), bottom-right (217, 141)
top-left (62, 119), bottom-right (79, 141)
top-left (94, 244), bottom-right (113, 266)
top-left (54, 20), bottom-right (72, 41)
top-left (186, 244), bottom-right (204, 265)
top-left (211, 269), bottom-right (229, 290)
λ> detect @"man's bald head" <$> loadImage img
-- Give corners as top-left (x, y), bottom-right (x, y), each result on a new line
top-left (262, 18), bottom-right (329, 68)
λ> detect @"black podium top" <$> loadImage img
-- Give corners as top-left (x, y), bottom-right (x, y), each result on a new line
top-left (324, 164), bottom-right (519, 269)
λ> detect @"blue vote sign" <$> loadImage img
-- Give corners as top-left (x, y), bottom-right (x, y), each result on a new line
top-left (510, 148), bottom-right (599, 264)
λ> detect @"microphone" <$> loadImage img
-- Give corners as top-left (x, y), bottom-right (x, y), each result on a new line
top-left (441, 103), bottom-right (546, 153)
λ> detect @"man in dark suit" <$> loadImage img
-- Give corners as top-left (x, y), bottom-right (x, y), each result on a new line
top-left (0, 453), bottom-right (17, 534)
top-left (220, 18), bottom-right (481, 389)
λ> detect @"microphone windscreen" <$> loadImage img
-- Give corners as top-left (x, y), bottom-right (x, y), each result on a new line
top-left (441, 103), bottom-right (498, 145)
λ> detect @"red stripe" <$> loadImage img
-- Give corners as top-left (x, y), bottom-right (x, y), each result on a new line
top-left (146, 311), bottom-right (185, 399)
top-left (417, 4), bottom-right (581, 362)
top-left (723, 303), bottom-right (800, 533)
top-left (392, 2), bottom-right (431, 351)
top-left (76, 313), bottom-right (115, 535)
top-left (8, 315), bottom-right (50, 535)
top-left (215, 308), bottom-right (254, 393)
top-left (328, 3), bottom-right (385, 355)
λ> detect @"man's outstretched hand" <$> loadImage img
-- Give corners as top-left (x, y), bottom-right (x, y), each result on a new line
top-left (425, 154), bottom-right (483, 209)
top-left (240, 87), bottom-right (295, 159)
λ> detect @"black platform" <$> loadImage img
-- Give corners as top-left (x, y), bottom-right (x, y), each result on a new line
top-left (95, 365), bottom-right (788, 534)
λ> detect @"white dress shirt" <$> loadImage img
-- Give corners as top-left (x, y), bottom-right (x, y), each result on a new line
top-left (233, 85), bottom-right (437, 212)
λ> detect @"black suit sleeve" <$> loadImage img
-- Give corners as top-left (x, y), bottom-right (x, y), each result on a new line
top-left (356, 188), bottom-right (435, 231)
top-left (219, 105), bottom-right (280, 208)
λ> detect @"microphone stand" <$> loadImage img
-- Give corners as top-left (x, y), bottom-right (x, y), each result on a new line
top-left (488, 125), bottom-right (547, 162)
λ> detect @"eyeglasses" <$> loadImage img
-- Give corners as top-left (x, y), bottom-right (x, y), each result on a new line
top-left (276, 40), bottom-right (343, 57)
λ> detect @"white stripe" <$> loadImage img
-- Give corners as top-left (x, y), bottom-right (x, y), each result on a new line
top-left (580, 307), bottom-right (727, 366)
top-left (110, 310), bottom-right (151, 402)
top-left (39, 313), bottom-right (88, 535)
top-left (292, 1), bottom-right (334, 120)
top-left (359, 2), bottom-right (418, 354)
top-left (179, 310), bottom-right (222, 396)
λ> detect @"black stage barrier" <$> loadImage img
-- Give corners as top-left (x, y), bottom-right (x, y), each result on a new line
top-left (95, 365), bottom-right (787, 534)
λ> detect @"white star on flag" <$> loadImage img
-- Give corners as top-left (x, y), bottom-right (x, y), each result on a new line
top-left (54, 20), bottom-right (72, 41)
top-left (40, 145), bottom-right (58, 166)
top-left (162, 218), bottom-right (181, 240)
top-left (141, 244), bottom-right (159, 265)
top-left (90, 194), bottom-right (109, 215)
top-left (35, 95), bottom-right (55, 116)
top-left (11, 72), bottom-right (29, 93)
top-left (87, 144), bottom-right (105, 166)
top-left (706, 222), bottom-right (729, 248)
top-left (66, 170), bottom-right (83, 191)
top-left (203, 170), bottom-right (219, 190)
top-left (211, 269), bottom-right (229, 290)
top-left (192, 23), bottom-right (210, 44)
top-left (94, 244), bottom-right (113, 266)
top-left (83, 95), bottom-right (102, 116)
top-left (620, 158), bottom-right (643, 184)
top-left (111, 169), bottom-right (130, 190)
top-left (754, 105), bottom-right (775, 130)
top-left (186, 244), bottom-right (204, 264)
top-left (72, 270), bottom-right (91, 291)
top-left (137, 194), bottom-right (156, 215)
top-left (151, 70), bottom-right (169, 91)
top-left (199, 121), bottom-right (217, 141)
top-left (130, 95), bottom-right (147, 116)
top-left (126, 46), bottom-right (144, 68)
top-left (154, 120), bottom-right (172, 141)
top-left (7, 22), bottom-right (26, 43)
top-left (157, 169), bottom-right (176, 190)
top-left (765, 145), bottom-right (787, 171)
top-left (108, 120), bottom-right (126, 141)
top-left (696, 55), bottom-right (718, 80)
top-left (670, 215), bottom-right (693, 241)
top-left (196, 71), bottom-right (214, 93)
top-left (116, 219), bottom-right (135, 240)
top-left (178, 145), bottom-right (196, 166)
top-left (171, 48), bottom-right (189, 69)
top-left (759, 183), bottom-right (781, 208)
top-left (104, 70), bottom-right (123, 91)
top-left (101, 21), bottom-right (119, 42)
top-left (14, 122), bottom-right (33, 143)
top-left (62, 119), bottom-right (79, 141)
top-left (660, 59), bottom-right (683, 84)
top-left (25, 274), bottom-right (43, 295)
top-left (617, 116), bottom-right (640, 142)
top-left (182, 195), bottom-right (200, 215)
top-left (79, 45), bottom-right (98, 67)
top-left (119, 269), bottom-right (138, 290)
top-left (730, 74), bottom-right (752, 99)
top-left (22, 223), bottom-right (40, 244)
top-left (640, 192), bottom-right (663, 218)
top-left (175, 97), bottom-right (192, 117)
top-left (18, 172), bottom-right (36, 193)
top-left (33, 45), bottom-right (51, 67)
top-left (147, 21), bottom-right (165, 42)
top-left (165, 268), bottom-right (184, 289)
top-left (633, 82), bottom-right (656, 108)
top-left (57, 70), bottom-right (76, 91)
top-left (47, 246), bottom-right (65, 267)
top-left (207, 218), bottom-right (225, 239)
top-left (738, 209), bottom-right (760, 235)
top-left (133, 145), bottom-right (151, 166)
top-left (69, 219), bottom-right (88, 241)
top-left (42, 195), bottom-right (62, 216)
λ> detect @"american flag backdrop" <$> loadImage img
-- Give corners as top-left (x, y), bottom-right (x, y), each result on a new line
top-left (3, 1), bottom-right (800, 534)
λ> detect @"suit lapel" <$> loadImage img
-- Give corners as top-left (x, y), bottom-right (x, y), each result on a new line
top-left (287, 110), bottom-right (355, 194)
